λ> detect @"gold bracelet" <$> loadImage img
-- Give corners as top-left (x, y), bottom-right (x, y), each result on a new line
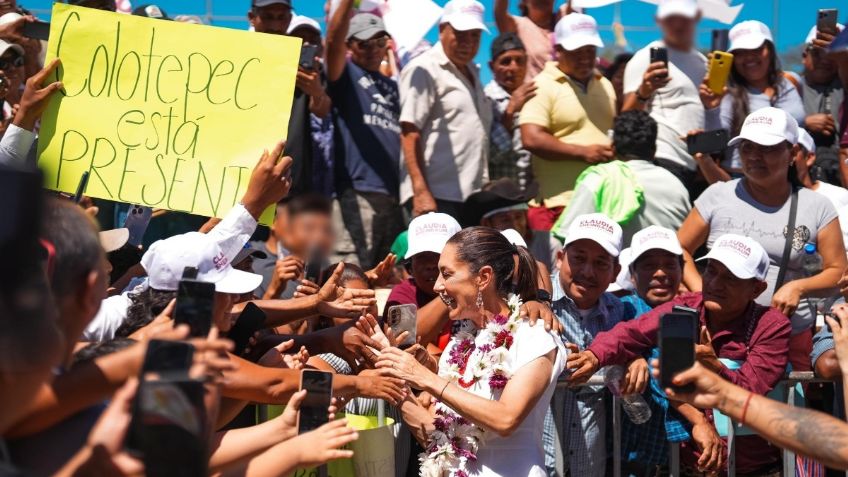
top-left (438, 380), bottom-right (450, 401)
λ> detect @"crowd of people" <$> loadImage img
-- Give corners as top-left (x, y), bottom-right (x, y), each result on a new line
top-left (8, 0), bottom-right (848, 476)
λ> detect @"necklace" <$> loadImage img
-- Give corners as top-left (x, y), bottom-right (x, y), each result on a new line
top-left (419, 295), bottom-right (523, 477)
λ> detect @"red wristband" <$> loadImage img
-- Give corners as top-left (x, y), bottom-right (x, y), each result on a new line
top-left (740, 392), bottom-right (754, 425)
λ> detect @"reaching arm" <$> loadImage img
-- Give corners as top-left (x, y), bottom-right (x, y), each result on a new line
top-left (402, 295), bottom-right (450, 347)
top-left (678, 208), bottom-right (710, 292)
top-left (209, 412), bottom-right (297, 472)
top-left (325, 0), bottom-right (353, 82)
top-left (520, 124), bottom-right (606, 163)
top-left (493, 0), bottom-right (517, 33)
top-left (401, 122), bottom-right (437, 215)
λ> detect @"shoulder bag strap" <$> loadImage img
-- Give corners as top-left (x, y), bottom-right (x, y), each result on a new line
top-left (774, 188), bottom-right (799, 292)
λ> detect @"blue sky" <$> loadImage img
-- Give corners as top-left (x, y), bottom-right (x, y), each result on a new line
top-left (21, 0), bottom-right (841, 83)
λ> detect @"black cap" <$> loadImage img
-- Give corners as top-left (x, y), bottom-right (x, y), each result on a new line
top-left (490, 32), bottom-right (525, 60)
top-left (462, 178), bottom-right (538, 226)
top-left (132, 4), bottom-right (170, 19)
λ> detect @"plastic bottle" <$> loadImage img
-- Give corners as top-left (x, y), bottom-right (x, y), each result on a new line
top-left (802, 243), bottom-right (823, 277)
top-left (603, 365), bottom-right (652, 425)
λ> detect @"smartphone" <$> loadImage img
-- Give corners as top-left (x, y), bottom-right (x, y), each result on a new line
top-left (22, 20), bottom-right (50, 41)
top-left (303, 247), bottom-right (324, 284)
top-left (299, 44), bottom-right (319, 71)
top-left (126, 377), bottom-right (207, 477)
top-left (711, 29), bottom-right (729, 53)
top-left (174, 279), bottom-right (216, 338)
top-left (659, 307), bottom-right (699, 392)
top-left (818, 9), bottom-right (839, 35)
top-left (706, 51), bottom-right (733, 95)
top-left (650, 46), bottom-right (668, 78)
top-left (687, 129), bottom-right (729, 155)
top-left (228, 302), bottom-right (267, 356)
top-left (141, 340), bottom-right (194, 375)
top-left (122, 205), bottom-right (153, 247)
top-left (387, 304), bottom-right (417, 348)
top-left (298, 369), bottom-right (333, 434)
top-left (73, 171), bottom-right (90, 204)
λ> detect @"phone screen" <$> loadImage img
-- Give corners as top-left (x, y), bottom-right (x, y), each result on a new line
top-left (298, 370), bottom-right (333, 434)
top-left (299, 44), bottom-right (319, 71)
top-left (659, 311), bottom-right (698, 392)
top-left (387, 304), bottom-right (417, 348)
top-left (127, 378), bottom-right (207, 477)
top-left (175, 280), bottom-right (216, 338)
top-left (303, 248), bottom-right (324, 284)
top-left (22, 21), bottom-right (50, 41)
top-left (650, 47), bottom-right (668, 78)
top-left (141, 340), bottom-right (194, 374)
top-left (228, 302), bottom-right (267, 356)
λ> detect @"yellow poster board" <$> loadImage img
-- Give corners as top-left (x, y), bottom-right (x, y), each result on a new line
top-left (37, 3), bottom-right (301, 224)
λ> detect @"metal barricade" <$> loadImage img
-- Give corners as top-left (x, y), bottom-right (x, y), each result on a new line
top-left (554, 371), bottom-right (837, 477)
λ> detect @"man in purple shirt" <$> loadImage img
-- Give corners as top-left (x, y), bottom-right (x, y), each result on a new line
top-left (567, 233), bottom-right (791, 475)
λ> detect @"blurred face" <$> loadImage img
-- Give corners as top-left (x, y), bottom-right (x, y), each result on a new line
top-left (658, 15), bottom-right (697, 50)
top-left (701, 260), bottom-right (765, 321)
top-left (558, 45), bottom-right (597, 83)
top-left (0, 0), bottom-right (16, 16)
top-left (490, 49), bottom-right (527, 92)
top-left (440, 24), bottom-right (482, 67)
top-left (557, 240), bottom-right (620, 310)
top-left (249, 4), bottom-right (292, 35)
top-left (349, 34), bottom-right (389, 72)
top-left (733, 44), bottom-right (771, 85)
top-left (433, 243), bottom-right (483, 321)
top-left (630, 250), bottom-right (682, 307)
top-left (481, 209), bottom-right (529, 238)
top-left (804, 47), bottom-right (837, 84)
top-left (738, 139), bottom-right (795, 186)
top-left (410, 252), bottom-right (440, 297)
top-left (213, 292), bottom-right (236, 332)
top-left (287, 213), bottom-right (334, 259)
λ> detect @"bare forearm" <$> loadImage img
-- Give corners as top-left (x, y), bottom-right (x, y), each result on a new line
top-left (309, 92), bottom-right (331, 118)
top-left (238, 296), bottom-right (320, 327)
top-left (401, 128), bottom-right (430, 194)
top-left (795, 265), bottom-right (843, 299)
top-left (682, 249), bottom-right (703, 292)
top-left (325, 0), bottom-right (353, 82)
top-left (621, 93), bottom-right (647, 112)
top-left (399, 394), bottom-right (435, 446)
top-left (209, 418), bottom-right (295, 472)
top-left (521, 128), bottom-right (586, 162)
top-left (696, 156), bottom-right (731, 185)
top-left (671, 400), bottom-right (708, 425)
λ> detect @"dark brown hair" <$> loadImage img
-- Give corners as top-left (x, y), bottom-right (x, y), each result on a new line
top-left (728, 41), bottom-right (782, 138)
top-left (446, 226), bottom-right (538, 301)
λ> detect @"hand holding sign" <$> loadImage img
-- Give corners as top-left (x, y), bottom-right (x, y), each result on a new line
top-left (241, 140), bottom-right (293, 221)
top-left (14, 58), bottom-right (63, 131)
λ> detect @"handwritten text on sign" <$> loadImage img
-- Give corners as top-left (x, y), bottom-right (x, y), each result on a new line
top-left (37, 3), bottom-right (300, 223)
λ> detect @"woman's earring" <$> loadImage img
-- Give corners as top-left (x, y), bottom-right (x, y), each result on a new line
top-left (476, 290), bottom-right (483, 311)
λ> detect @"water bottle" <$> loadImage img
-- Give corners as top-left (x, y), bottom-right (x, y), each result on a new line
top-left (603, 365), bottom-right (652, 425)
top-left (802, 243), bottom-right (823, 277)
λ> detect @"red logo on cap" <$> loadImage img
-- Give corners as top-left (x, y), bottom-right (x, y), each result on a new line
top-left (213, 251), bottom-right (229, 270)
top-left (721, 239), bottom-right (751, 258)
top-left (579, 218), bottom-right (614, 235)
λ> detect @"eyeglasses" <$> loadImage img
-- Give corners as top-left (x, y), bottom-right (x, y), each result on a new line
top-left (353, 36), bottom-right (388, 51)
top-left (0, 55), bottom-right (24, 70)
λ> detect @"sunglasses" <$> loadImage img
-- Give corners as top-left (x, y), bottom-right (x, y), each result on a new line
top-left (0, 55), bottom-right (24, 70)
top-left (353, 36), bottom-right (388, 50)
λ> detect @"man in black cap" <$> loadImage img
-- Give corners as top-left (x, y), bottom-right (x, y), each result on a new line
top-left (248, 0), bottom-right (329, 197)
top-left (463, 177), bottom-right (560, 271)
top-left (485, 32), bottom-right (537, 192)
top-left (325, 0), bottom-right (403, 269)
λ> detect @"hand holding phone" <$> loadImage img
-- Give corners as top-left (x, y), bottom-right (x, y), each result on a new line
top-left (387, 304), bottom-right (417, 348)
top-left (649, 47), bottom-right (669, 79)
top-left (818, 9), bottom-right (839, 35)
top-left (299, 44), bottom-right (319, 71)
top-left (174, 279), bottom-right (216, 337)
top-left (298, 370), bottom-right (334, 434)
top-left (22, 20), bottom-right (50, 41)
top-left (705, 51), bottom-right (733, 96)
top-left (687, 129), bottom-right (729, 155)
top-left (659, 306), bottom-right (699, 392)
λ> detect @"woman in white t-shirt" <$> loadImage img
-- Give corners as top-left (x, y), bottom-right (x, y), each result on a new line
top-left (376, 226), bottom-right (565, 477)
top-left (701, 21), bottom-right (805, 173)
top-left (678, 107), bottom-right (846, 373)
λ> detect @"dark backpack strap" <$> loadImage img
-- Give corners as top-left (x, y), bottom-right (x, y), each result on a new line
top-left (774, 188), bottom-right (799, 292)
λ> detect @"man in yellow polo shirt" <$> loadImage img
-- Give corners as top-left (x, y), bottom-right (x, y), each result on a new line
top-left (519, 12), bottom-right (616, 231)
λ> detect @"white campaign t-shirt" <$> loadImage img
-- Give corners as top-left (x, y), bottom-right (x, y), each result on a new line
top-left (814, 181), bottom-right (848, 210)
top-left (624, 41), bottom-right (706, 171)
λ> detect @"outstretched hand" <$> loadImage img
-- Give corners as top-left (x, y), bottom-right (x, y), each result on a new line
top-left (240, 140), bottom-right (293, 220)
top-left (365, 253), bottom-right (398, 288)
top-left (316, 263), bottom-right (377, 319)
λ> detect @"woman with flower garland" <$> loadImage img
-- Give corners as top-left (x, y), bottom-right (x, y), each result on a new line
top-left (376, 226), bottom-right (566, 477)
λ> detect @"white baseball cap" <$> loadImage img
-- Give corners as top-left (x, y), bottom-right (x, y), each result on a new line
top-left (629, 226), bottom-right (683, 263)
top-left (607, 247), bottom-right (635, 293)
top-left (697, 234), bottom-right (769, 281)
top-left (805, 23), bottom-right (845, 45)
top-left (405, 213), bottom-right (462, 259)
top-left (440, 0), bottom-right (489, 33)
top-left (563, 213), bottom-right (623, 257)
top-left (728, 20), bottom-right (773, 52)
top-left (656, 0), bottom-right (698, 20)
top-left (141, 232), bottom-right (263, 294)
top-left (100, 228), bottom-right (129, 253)
top-left (501, 228), bottom-right (528, 249)
top-left (554, 13), bottom-right (604, 51)
top-left (728, 106), bottom-right (799, 148)
top-left (797, 128), bottom-right (816, 154)
top-left (287, 15), bottom-right (321, 35)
